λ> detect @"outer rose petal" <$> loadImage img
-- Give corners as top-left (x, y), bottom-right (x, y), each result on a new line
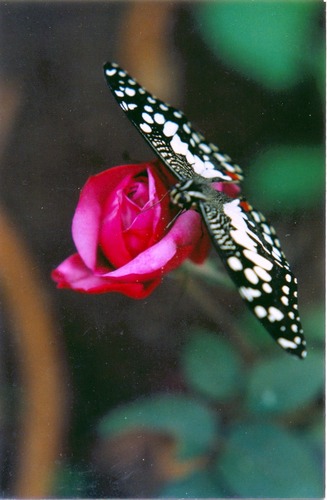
top-left (51, 253), bottom-right (161, 298)
top-left (106, 209), bottom-right (207, 279)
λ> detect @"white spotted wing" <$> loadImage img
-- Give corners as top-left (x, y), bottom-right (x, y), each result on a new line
top-left (104, 62), bottom-right (243, 183)
top-left (104, 61), bottom-right (306, 358)
top-left (199, 196), bottom-right (306, 358)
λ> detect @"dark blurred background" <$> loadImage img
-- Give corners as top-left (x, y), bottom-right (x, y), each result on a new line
top-left (0, 1), bottom-right (324, 497)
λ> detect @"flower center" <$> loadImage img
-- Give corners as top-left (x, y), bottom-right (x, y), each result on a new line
top-left (126, 178), bottom-right (148, 207)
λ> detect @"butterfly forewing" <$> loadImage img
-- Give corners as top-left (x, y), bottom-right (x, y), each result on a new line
top-left (104, 62), bottom-right (243, 183)
top-left (199, 197), bottom-right (306, 358)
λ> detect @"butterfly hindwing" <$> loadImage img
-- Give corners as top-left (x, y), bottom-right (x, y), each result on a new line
top-left (104, 62), bottom-right (243, 183)
top-left (199, 197), bottom-right (306, 358)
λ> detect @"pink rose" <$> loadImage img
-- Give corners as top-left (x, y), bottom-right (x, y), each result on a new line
top-left (52, 161), bottom-right (239, 298)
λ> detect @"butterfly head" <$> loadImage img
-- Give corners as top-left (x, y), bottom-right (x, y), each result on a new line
top-left (170, 179), bottom-right (208, 209)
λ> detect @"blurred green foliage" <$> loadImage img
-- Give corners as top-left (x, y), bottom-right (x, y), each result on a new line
top-left (245, 352), bottom-right (324, 414)
top-left (160, 470), bottom-right (225, 498)
top-left (181, 330), bottom-right (242, 400)
top-left (98, 328), bottom-right (324, 497)
top-left (98, 394), bottom-right (218, 459)
top-left (218, 423), bottom-right (323, 497)
top-left (52, 465), bottom-right (90, 498)
top-left (196, 1), bottom-right (322, 90)
top-left (302, 305), bottom-right (325, 343)
top-left (245, 146), bottom-right (325, 211)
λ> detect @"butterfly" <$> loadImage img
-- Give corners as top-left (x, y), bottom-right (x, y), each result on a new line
top-left (103, 62), bottom-right (306, 359)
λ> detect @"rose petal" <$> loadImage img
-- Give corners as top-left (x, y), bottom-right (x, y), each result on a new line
top-left (73, 164), bottom-right (153, 270)
top-left (212, 181), bottom-right (241, 198)
top-left (99, 165), bottom-right (175, 267)
top-left (106, 210), bottom-right (207, 279)
top-left (99, 174), bottom-right (138, 267)
top-left (51, 253), bottom-right (161, 298)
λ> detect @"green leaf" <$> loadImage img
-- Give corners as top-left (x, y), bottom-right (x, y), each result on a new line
top-left (304, 418), bottom-right (325, 457)
top-left (181, 330), bottom-right (242, 401)
top-left (245, 146), bottom-right (325, 211)
top-left (52, 464), bottom-right (89, 497)
top-left (159, 470), bottom-right (225, 498)
top-left (196, 1), bottom-right (321, 90)
top-left (302, 304), bottom-right (325, 342)
top-left (306, 35), bottom-right (325, 102)
top-left (245, 351), bottom-right (324, 415)
top-left (218, 423), bottom-right (324, 497)
top-left (238, 311), bottom-right (275, 352)
top-left (97, 394), bottom-right (218, 458)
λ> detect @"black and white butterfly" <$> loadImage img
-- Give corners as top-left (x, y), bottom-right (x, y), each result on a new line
top-left (104, 62), bottom-right (306, 359)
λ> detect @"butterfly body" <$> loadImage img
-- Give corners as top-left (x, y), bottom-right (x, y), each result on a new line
top-left (104, 61), bottom-right (306, 359)
top-left (170, 176), bottom-right (229, 209)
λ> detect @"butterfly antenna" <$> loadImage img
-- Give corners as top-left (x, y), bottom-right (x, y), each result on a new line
top-left (123, 191), bottom-right (171, 232)
top-left (166, 208), bottom-right (184, 230)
